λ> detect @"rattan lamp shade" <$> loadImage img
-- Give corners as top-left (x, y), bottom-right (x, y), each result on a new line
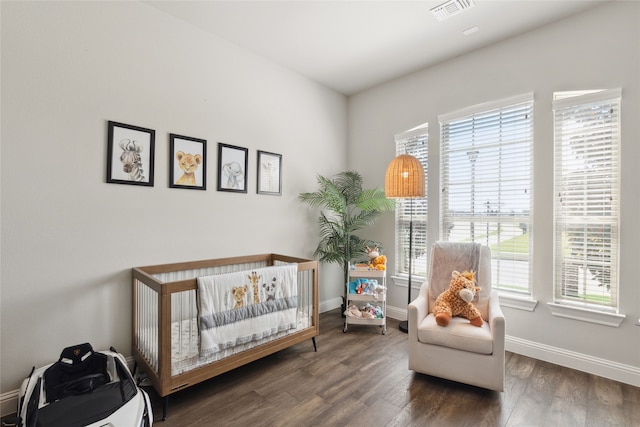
top-left (384, 154), bottom-right (425, 198)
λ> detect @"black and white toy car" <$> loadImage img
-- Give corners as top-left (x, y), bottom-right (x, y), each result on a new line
top-left (9, 343), bottom-right (152, 427)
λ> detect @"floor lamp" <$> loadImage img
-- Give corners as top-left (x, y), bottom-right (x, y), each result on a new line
top-left (385, 154), bottom-right (425, 333)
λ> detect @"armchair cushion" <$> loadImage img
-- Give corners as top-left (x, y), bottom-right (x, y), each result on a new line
top-left (418, 314), bottom-right (493, 355)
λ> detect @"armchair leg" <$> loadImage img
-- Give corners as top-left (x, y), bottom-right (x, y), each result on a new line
top-left (399, 320), bottom-right (408, 333)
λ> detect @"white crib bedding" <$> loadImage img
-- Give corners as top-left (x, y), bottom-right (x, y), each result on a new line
top-left (168, 311), bottom-right (311, 376)
top-left (197, 264), bottom-right (298, 358)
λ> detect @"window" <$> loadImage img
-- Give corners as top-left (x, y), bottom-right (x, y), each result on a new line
top-left (393, 125), bottom-right (428, 278)
top-left (439, 93), bottom-right (534, 294)
top-left (553, 89), bottom-right (621, 311)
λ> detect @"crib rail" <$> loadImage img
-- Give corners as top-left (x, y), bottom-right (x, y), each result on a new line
top-left (132, 254), bottom-right (319, 398)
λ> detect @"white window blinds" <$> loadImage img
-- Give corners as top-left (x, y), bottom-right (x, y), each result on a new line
top-left (439, 93), bottom-right (534, 294)
top-left (393, 126), bottom-right (428, 278)
top-left (553, 89), bottom-right (621, 310)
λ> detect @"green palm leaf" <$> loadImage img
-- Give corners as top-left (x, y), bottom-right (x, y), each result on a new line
top-left (299, 170), bottom-right (393, 292)
top-left (357, 188), bottom-right (395, 212)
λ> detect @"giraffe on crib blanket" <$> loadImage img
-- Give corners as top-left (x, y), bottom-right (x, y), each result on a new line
top-left (248, 271), bottom-right (261, 304)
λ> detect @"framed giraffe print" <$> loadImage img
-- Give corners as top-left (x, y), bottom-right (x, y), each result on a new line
top-left (257, 150), bottom-right (282, 195)
top-left (106, 120), bottom-right (155, 186)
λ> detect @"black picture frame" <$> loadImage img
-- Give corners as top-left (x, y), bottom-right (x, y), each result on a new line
top-left (106, 121), bottom-right (155, 186)
top-left (169, 134), bottom-right (207, 190)
top-left (217, 143), bottom-right (248, 193)
top-left (257, 150), bottom-right (282, 196)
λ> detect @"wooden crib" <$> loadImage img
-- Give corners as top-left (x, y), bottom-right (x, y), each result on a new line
top-left (131, 254), bottom-right (319, 419)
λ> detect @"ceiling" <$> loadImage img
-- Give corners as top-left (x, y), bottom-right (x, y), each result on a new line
top-left (146, 0), bottom-right (606, 95)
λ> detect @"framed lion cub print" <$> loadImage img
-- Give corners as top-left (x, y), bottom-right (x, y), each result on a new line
top-left (169, 133), bottom-right (207, 190)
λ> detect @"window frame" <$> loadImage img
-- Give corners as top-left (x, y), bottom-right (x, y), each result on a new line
top-left (438, 92), bottom-right (534, 297)
top-left (552, 88), bottom-right (622, 316)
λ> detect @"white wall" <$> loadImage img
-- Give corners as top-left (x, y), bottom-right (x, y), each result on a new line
top-left (349, 1), bottom-right (640, 385)
top-left (0, 0), bottom-right (347, 400)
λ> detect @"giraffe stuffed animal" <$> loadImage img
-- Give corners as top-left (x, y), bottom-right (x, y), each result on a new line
top-left (433, 270), bottom-right (483, 327)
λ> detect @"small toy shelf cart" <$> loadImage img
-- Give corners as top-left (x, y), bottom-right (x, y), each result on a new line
top-left (343, 268), bottom-right (386, 334)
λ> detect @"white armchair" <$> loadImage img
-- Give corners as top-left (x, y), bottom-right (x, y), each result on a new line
top-left (408, 241), bottom-right (505, 391)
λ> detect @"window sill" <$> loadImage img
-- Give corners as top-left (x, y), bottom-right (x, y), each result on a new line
top-left (390, 274), bottom-right (425, 290)
top-left (547, 302), bottom-right (625, 327)
top-left (499, 293), bottom-right (538, 311)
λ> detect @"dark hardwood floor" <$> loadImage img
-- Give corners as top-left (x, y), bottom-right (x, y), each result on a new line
top-left (145, 309), bottom-right (640, 426)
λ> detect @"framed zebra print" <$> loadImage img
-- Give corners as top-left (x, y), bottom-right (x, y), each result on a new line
top-left (106, 121), bottom-right (155, 186)
top-left (257, 150), bottom-right (282, 196)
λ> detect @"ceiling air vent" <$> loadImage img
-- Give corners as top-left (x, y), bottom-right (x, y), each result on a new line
top-left (430, 0), bottom-right (476, 22)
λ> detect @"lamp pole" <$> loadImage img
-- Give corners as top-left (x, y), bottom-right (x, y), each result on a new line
top-left (399, 198), bottom-right (414, 333)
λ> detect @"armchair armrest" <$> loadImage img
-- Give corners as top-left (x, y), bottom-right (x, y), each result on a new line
top-left (488, 290), bottom-right (505, 353)
top-left (408, 281), bottom-right (429, 337)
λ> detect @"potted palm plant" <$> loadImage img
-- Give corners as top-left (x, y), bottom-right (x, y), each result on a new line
top-left (299, 171), bottom-right (395, 308)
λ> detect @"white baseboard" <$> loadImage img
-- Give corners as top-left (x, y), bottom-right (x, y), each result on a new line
top-left (1, 390), bottom-right (19, 419)
top-left (319, 297), bottom-right (342, 314)
top-left (505, 336), bottom-right (640, 387)
top-left (386, 304), bottom-right (406, 321)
